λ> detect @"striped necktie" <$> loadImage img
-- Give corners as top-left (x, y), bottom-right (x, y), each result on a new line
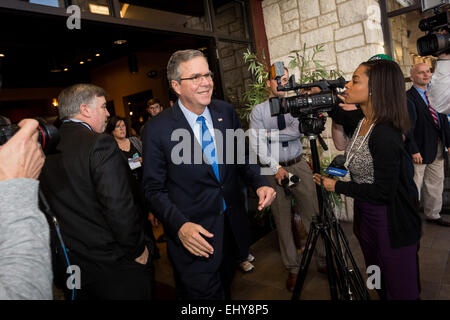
top-left (425, 90), bottom-right (439, 128)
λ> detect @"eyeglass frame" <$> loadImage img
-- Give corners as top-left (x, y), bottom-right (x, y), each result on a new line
top-left (147, 104), bottom-right (161, 110)
top-left (178, 71), bottom-right (214, 84)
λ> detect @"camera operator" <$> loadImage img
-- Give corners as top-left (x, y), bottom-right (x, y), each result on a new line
top-left (427, 29), bottom-right (450, 114)
top-left (0, 117), bottom-right (52, 299)
top-left (249, 65), bottom-right (325, 292)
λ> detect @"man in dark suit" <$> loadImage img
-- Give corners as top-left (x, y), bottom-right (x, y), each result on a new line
top-left (39, 84), bottom-right (154, 299)
top-left (142, 50), bottom-right (276, 299)
top-left (406, 63), bottom-right (450, 227)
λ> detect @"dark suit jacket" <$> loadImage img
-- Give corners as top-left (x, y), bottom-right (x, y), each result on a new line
top-left (406, 87), bottom-right (450, 164)
top-left (142, 100), bottom-right (269, 276)
top-left (39, 122), bottom-right (146, 286)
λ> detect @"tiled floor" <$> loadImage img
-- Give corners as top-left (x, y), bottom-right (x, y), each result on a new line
top-left (153, 213), bottom-right (450, 300)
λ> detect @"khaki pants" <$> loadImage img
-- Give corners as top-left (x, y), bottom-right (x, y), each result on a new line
top-left (268, 159), bottom-right (325, 274)
top-left (413, 143), bottom-right (445, 220)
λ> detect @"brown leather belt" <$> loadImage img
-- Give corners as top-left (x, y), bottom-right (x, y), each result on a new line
top-left (279, 155), bottom-right (302, 167)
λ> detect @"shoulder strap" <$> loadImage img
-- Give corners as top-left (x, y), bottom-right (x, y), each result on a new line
top-left (129, 136), bottom-right (143, 154)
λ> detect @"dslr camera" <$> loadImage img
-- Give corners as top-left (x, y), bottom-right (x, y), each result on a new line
top-left (417, 0), bottom-right (450, 56)
top-left (0, 116), bottom-right (59, 154)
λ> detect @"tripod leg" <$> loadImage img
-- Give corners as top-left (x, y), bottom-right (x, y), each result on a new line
top-left (291, 222), bottom-right (320, 300)
top-left (335, 223), bottom-right (370, 299)
top-left (322, 222), bottom-right (370, 300)
top-left (320, 226), bottom-right (340, 300)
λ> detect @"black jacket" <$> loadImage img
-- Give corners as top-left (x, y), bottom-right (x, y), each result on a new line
top-left (405, 86), bottom-right (450, 164)
top-left (335, 123), bottom-right (422, 248)
top-left (39, 122), bottom-right (146, 285)
top-left (142, 100), bottom-right (269, 277)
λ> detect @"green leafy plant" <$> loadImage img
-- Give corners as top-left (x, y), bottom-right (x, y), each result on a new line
top-left (319, 154), bottom-right (343, 209)
top-left (239, 49), bottom-right (270, 123)
top-left (288, 44), bottom-right (343, 84)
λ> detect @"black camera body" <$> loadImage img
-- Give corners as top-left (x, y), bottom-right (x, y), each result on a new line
top-left (269, 61), bottom-right (346, 135)
top-left (269, 62), bottom-right (346, 119)
top-left (0, 118), bottom-right (59, 154)
top-left (417, 2), bottom-right (450, 56)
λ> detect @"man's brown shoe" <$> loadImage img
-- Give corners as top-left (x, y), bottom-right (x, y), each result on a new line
top-left (286, 272), bottom-right (297, 292)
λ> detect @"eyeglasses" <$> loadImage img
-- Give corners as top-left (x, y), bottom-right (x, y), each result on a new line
top-left (179, 72), bottom-right (214, 85)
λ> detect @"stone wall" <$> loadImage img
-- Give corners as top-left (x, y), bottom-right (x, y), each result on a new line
top-left (262, 0), bottom-right (385, 81)
top-left (261, 0), bottom-right (386, 158)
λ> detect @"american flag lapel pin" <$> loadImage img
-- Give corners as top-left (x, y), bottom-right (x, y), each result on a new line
top-left (218, 118), bottom-right (223, 122)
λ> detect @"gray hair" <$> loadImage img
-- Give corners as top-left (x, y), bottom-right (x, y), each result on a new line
top-left (167, 49), bottom-right (206, 89)
top-left (57, 84), bottom-right (107, 119)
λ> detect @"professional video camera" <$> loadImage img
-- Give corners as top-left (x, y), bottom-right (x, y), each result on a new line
top-left (417, 0), bottom-right (450, 56)
top-left (269, 62), bottom-right (346, 118)
top-left (269, 61), bottom-right (346, 137)
top-left (267, 62), bottom-right (369, 300)
top-left (0, 117), bottom-right (59, 154)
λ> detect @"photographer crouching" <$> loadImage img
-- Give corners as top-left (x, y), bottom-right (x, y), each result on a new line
top-left (249, 64), bottom-right (326, 292)
top-left (0, 117), bottom-right (52, 299)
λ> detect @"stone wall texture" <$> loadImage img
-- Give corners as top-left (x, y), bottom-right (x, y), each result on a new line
top-left (259, 0), bottom-right (389, 217)
top-left (262, 0), bottom-right (385, 81)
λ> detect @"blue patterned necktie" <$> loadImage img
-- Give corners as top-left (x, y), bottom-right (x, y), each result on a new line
top-left (196, 116), bottom-right (226, 212)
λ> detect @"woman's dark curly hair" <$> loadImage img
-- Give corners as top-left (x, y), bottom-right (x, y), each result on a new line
top-left (105, 116), bottom-right (129, 137)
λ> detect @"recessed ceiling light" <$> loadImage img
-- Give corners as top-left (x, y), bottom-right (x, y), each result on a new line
top-left (64, 68), bottom-right (69, 72)
top-left (114, 39), bottom-right (127, 45)
top-left (80, 61), bottom-right (84, 65)
top-left (0, 53), bottom-right (5, 58)
top-left (95, 53), bottom-right (101, 57)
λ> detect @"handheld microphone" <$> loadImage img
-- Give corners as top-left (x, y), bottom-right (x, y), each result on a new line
top-left (325, 155), bottom-right (347, 177)
top-left (281, 172), bottom-right (300, 187)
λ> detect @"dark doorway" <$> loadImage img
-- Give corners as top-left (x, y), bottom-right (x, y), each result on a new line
top-left (123, 89), bottom-right (153, 134)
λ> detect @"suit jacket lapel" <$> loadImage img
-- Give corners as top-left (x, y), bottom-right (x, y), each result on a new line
top-left (410, 87), bottom-right (437, 129)
top-left (209, 102), bottom-right (226, 183)
top-left (171, 102), bottom-right (219, 183)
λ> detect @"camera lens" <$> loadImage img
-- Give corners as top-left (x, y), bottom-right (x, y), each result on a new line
top-left (417, 33), bottom-right (450, 56)
top-left (36, 120), bottom-right (60, 154)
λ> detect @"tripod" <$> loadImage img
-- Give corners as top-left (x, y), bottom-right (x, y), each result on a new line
top-left (291, 114), bottom-right (369, 300)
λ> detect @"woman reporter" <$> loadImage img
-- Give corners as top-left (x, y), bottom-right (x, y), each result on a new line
top-left (313, 60), bottom-right (422, 300)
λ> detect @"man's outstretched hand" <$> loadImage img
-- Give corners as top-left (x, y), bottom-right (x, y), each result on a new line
top-left (256, 186), bottom-right (276, 211)
top-left (178, 222), bottom-right (214, 258)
